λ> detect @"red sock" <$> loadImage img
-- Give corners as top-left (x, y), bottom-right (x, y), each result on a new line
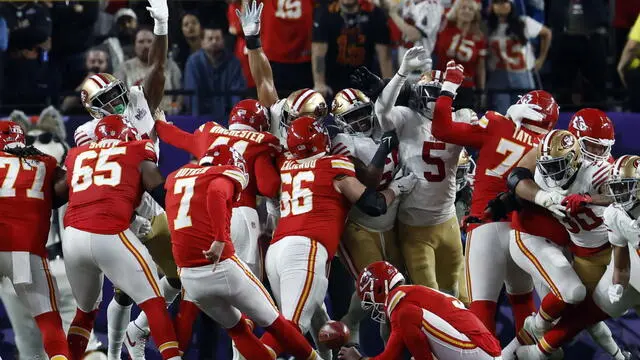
top-left (138, 297), bottom-right (180, 360)
top-left (67, 308), bottom-right (97, 360)
top-left (542, 297), bottom-right (610, 351)
top-left (469, 300), bottom-right (497, 334)
top-left (34, 311), bottom-right (70, 359)
top-left (228, 315), bottom-right (275, 359)
top-left (264, 315), bottom-right (315, 359)
top-left (539, 293), bottom-right (567, 322)
top-left (508, 292), bottom-right (536, 332)
top-left (173, 299), bottom-right (200, 354)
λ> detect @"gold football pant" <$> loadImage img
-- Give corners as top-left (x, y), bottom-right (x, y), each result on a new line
top-left (398, 216), bottom-right (463, 296)
top-left (142, 213), bottom-right (178, 280)
top-left (573, 247), bottom-right (612, 292)
top-left (339, 220), bottom-right (404, 278)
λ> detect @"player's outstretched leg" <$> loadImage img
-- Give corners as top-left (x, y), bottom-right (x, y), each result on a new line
top-left (107, 289), bottom-right (132, 360)
top-left (173, 299), bottom-right (200, 354)
top-left (137, 297), bottom-right (180, 360)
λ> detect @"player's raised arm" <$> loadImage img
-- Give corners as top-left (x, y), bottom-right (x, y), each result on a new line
top-left (237, 1), bottom-right (279, 107)
top-left (375, 46), bottom-right (429, 132)
top-left (142, 0), bottom-right (169, 114)
top-left (362, 130), bottom-right (398, 187)
top-left (154, 115), bottom-right (199, 156)
top-left (141, 161), bottom-right (166, 208)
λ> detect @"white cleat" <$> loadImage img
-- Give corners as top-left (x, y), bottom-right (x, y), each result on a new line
top-left (519, 314), bottom-right (546, 344)
top-left (124, 321), bottom-right (148, 360)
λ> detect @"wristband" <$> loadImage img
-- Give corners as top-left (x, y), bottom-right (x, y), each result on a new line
top-left (246, 35), bottom-right (262, 50)
top-left (440, 81), bottom-right (458, 97)
top-left (153, 20), bottom-right (168, 36)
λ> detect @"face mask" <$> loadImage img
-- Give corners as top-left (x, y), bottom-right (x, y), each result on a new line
top-left (113, 104), bottom-right (126, 115)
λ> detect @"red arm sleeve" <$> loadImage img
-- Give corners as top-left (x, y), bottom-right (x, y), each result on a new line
top-left (254, 152), bottom-right (281, 198)
top-left (371, 304), bottom-right (433, 360)
top-left (432, 96), bottom-right (485, 149)
top-left (155, 120), bottom-right (200, 157)
top-left (206, 177), bottom-right (235, 242)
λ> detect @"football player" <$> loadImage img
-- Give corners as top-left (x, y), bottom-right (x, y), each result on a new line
top-left (55, 115), bottom-right (180, 360)
top-left (0, 121), bottom-right (71, 360)
top-left (513, 155), bottom-right (640, 360)
top-left (375, 47), bottom-right (472, 297)
top-left (330, 88), bottom-right (402, 343)
top-left (165, 144), bottom-right (321, 359)
top-left (567, 108), bottom-right (615, 164)
top-left (262, 116), bottom-right (416, 357)
top-left (337, 261), bottom-right (502, 360)
top-left (431, 60), bottom-right (555, 332)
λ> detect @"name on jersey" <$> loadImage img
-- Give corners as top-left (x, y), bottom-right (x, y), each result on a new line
top-left (513, 129), bottom-right (537, 147)
top-left (209, 126), bottom-right (266, 143)
top-left (89, 140), bottom-right (121, 149)
top-left (175, 167), bottom-right (209, 178)
top-left (281, 159), bottom-right (317, 171)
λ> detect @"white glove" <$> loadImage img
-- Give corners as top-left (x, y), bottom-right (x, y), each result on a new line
top-left (264, 197), bottom-right (280, 233)
top-left (506, 103), bottom-right (544, 132)
top-left (235, 0), bottom-right (263, 37)
top-left (146, 0), bottom-right (169, 35)
top-left (608, 284), bottom-right (624, 304)
top-left (534, 190), bottom-right (567, 218)
top-left (398, 46), bottom-right (431, 77)
top-left (130, 215), bottom-right (152, 239)
top-left (389, 170), bottom-right (418, 197)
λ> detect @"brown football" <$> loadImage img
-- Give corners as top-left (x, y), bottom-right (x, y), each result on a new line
top-left (318, 320), bottom-right (351, 350)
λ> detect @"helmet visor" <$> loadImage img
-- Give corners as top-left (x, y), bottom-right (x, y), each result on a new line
top-left (605, 178), bottom-right (638, 209)
top-left (537, 154), bottom-right (574, 187)
top-left (92, 82), bottom-right (129, 116)
top-left (337, 103), bottom-right (373, 134)
top-left (580, 137), bottom-right (611, 162)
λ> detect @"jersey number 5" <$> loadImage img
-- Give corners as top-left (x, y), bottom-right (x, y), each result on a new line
top-left (71, 147), bottom-right (126, 192)
top-left (0, 157), bottom-right (46, 199)
top-left (281, 171), bottom-right (314, 216)
top-left (422, 141), bottom-right (446, 182)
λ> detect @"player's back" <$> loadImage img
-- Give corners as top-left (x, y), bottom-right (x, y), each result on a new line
top-left (197, 122), bottom-right (280, 208)
top-left (64, 139), bottom-right (157, 234)
top-left (272, 155), bottom-right (355, 257)
top-left (471, 111), bottom-right (540, 219)
top-left (0, 150), bottom-right (57, 257)
top-left (386, 285), bottom-right (500, 354)
top-left (166, 163), bottom-right (246, 267)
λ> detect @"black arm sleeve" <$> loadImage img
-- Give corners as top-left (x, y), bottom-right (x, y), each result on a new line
top-left (148, 183), bottom-right (166, 209)
top-left (354, 187), bottom-right (388, 217)
top-left (507, 167), bottom-right (534, 192)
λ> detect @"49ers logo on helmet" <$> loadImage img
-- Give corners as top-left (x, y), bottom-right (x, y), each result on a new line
top-left (634, 158), bottom-right (640, 168)
top-left (561, 134), bottom-right (575, 149)
top-left (80, 90), bottom-right (88, 104)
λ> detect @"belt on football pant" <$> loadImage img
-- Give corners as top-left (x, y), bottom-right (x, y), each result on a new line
top-left (46, 242), bottom-right (64, 260)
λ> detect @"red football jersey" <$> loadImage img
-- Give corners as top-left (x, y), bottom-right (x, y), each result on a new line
top-left (155, 121), bottom-right (281, 208)
top-left (0, 151), bottom-right (58, 257)
top-left (511, 205), bottom-right (570, 247)
top-left (227, 3), bottom-right (256, 88)
top-left (271, 155), bottom-right (355, 258)
top-left (434, 21), bottom-right (487, 88)
top-left (381, 285), bottom-right (501, 359)
top-left (165, 164), bottom-right (247, 268)
top-left (260, 0), bottom-right (313, 63)
top-left (64, 139), bottom-right (157, 235)
top-left (432, 98), bottom-right (539, 230)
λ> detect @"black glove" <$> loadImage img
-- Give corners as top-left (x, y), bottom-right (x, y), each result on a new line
top-left (350, 66), bottom-right (385, 100)
top-left (380, 130), bottom-right (399, 151)
top-left (485, 191), bottom-right (521, 221)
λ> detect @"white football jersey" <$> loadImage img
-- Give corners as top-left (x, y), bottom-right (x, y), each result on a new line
top-left (331, 133), bottom-right (399, 231)
top-left (604, 204), bottom-right (640, 249)
top-left (534, 160), bottom-right (611, 249)
top-left (269, 99), bottom-right (287, 146)
top-left (382, 106), bottom-right (462, 226)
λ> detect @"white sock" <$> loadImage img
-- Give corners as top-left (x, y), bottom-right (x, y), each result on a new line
top-left (501, 337), bottom-right (522, 359)
top-left (534, 312), bottom-right (552, 332)
top-left (107, 299), bottom-right (132, 360)
top-left (134, 277), bottom-right (181, 332)
top-left (588, 322), bottom-right (624, 358)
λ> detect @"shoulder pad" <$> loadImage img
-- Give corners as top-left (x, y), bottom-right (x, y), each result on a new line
top-left (385, 288), bottom-right (407, 318)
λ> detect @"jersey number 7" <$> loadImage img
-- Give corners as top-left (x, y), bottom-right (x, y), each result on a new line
top-left (0, 156), bottom-right (46, 199)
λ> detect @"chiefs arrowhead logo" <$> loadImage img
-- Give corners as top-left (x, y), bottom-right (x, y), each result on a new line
top-left (572, 115), bottom-right (588, 132)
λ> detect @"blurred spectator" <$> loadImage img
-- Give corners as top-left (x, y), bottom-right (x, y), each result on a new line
top-left (547, 0), bottom-right (609, 109)
top-left (101, 8), bottom-right (138, 71)
top-left (115, 27), bottom-right (183, 115)
top-left (434, 0), bottom-right (486, 109)
top-left (312, 0), bottom-right (394, 98)
top-left (49, 0), bottom-right (99, 98)
top-left (1, 1), bottom-right (52, 113)
top-left (60, 47), bottom-right (111, 115)
top-left (260, 0), bottom-right (314, 97)
top-left (173, 12), bottom-right (203, 72)
top-left (386, 0), bottom-right (443, 66)
top-left (93, 0), bottom-right (114, 40)
top-left (612, 0), bottom-right (640, 94)
top-left (184, 26), bottom-right (246, 120)
top-left (618, 14), bottom-right (640, 112)
top-left (227, 1), bottom-right (256, 95)
top-left (486, 0), bottom-right (551, 114)
top-left (0, 15), bottom-right (7, 103)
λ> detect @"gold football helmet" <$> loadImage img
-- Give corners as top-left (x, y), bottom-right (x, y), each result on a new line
top-left (604, 155), bottom-right (640, 211)
top-left (80, 73), bottom-right (129, 119)
top-left (536, 129), bottom-right (582, 188)
top-left (456, 148), bottom-right (475, 192)
top-left (281, 88), bottom-right (328, 130)
top-left (331, 88), bottom-right (374, 136)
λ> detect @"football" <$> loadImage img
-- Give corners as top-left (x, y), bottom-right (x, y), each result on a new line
top-left (318, 320), bottom-right (351, 350)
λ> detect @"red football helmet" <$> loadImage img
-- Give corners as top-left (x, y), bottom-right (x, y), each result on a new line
top-left (0, 121), bottom-right (25, 149)
top-left (94, 115), bottom-right (139, 142)
top-left (357, 261), bottom-right (405, 323)
top-left (286, 116), bottom-right (330, 159)
top-left (516, 90), bottom-right (559, 133)
top-left (568, 108), bottom-right (615, 163)
top-left (199, 143), bottom-right (247, 175)
top-left (229, 99), bottom-right (270, 132)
